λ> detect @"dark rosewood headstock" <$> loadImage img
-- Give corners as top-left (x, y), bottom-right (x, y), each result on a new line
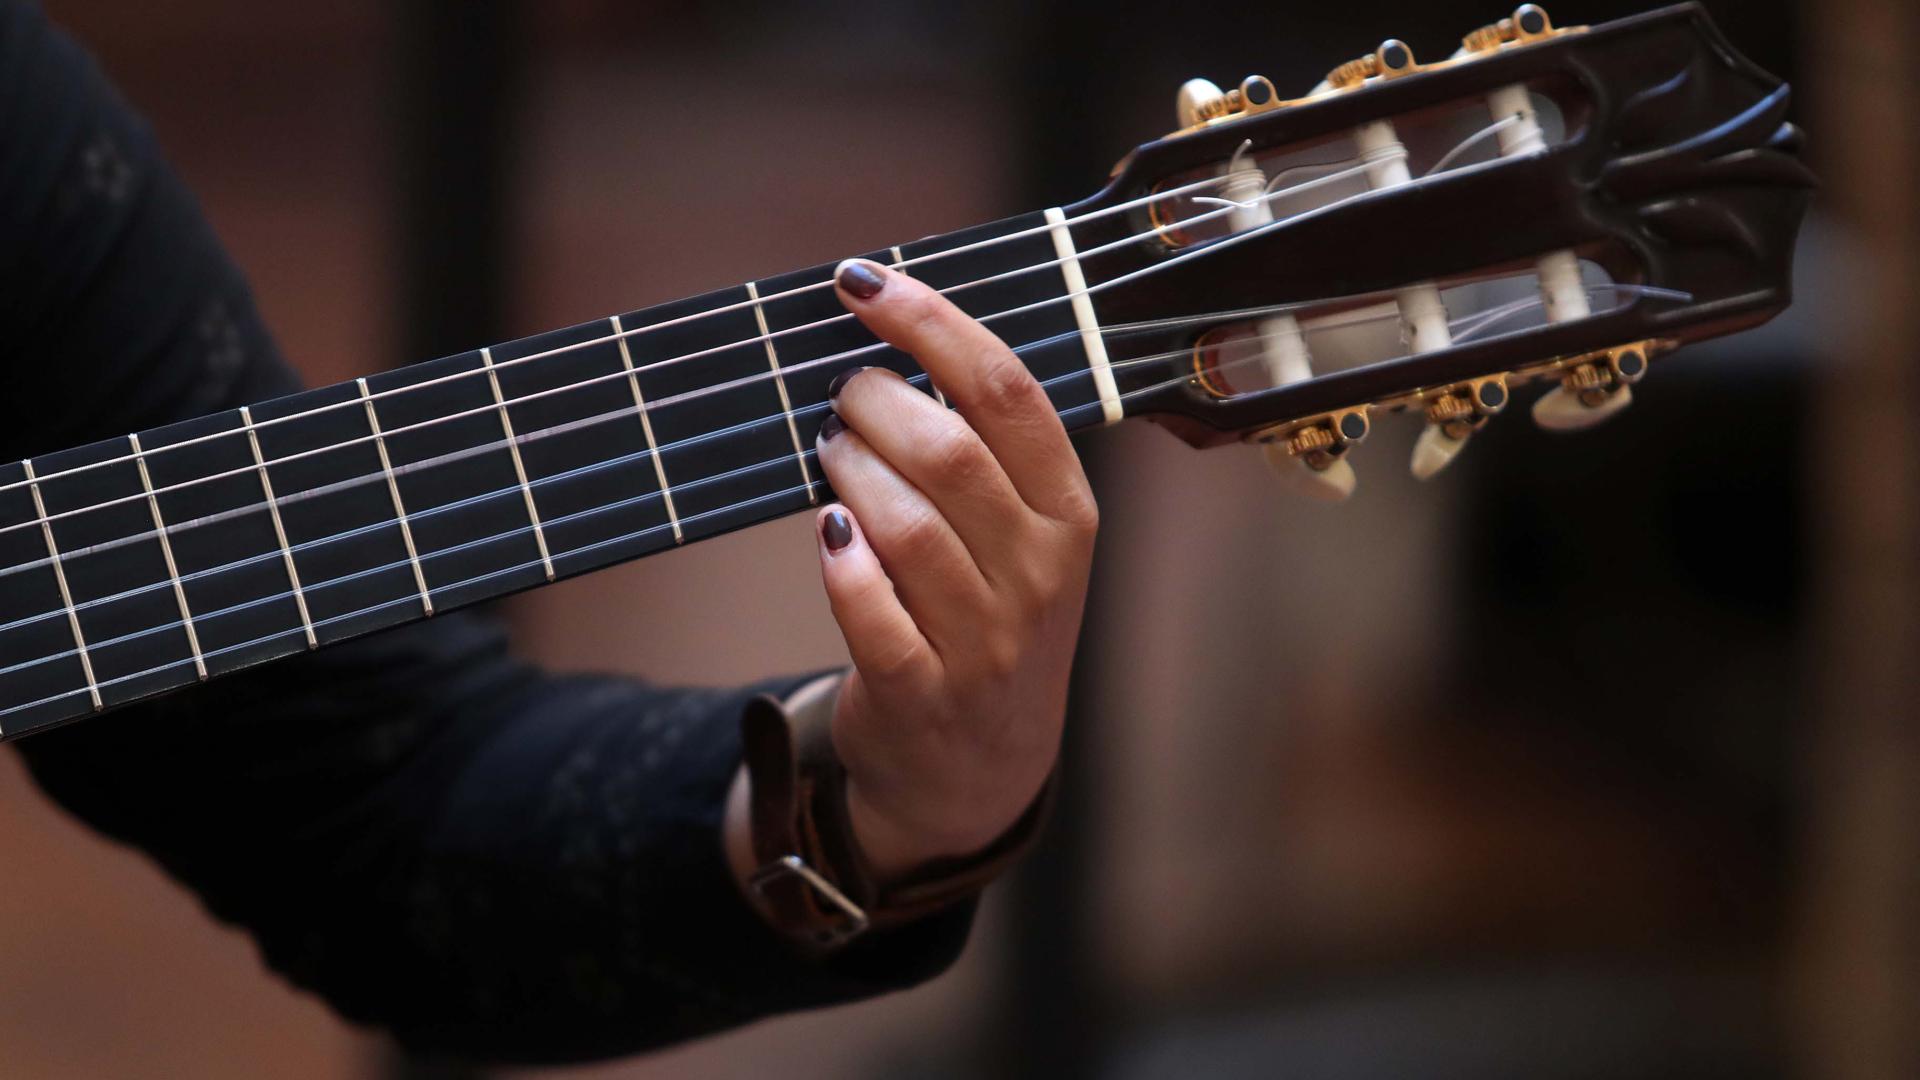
top-left (1071, 3), bottom-right (1811, 497)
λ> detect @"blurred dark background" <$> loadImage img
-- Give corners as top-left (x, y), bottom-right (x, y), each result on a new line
top-left (1, 1), bottom-right (1914, 1077)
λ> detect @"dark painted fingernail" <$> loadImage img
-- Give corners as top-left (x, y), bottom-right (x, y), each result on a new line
top-left (822, 509), bottom-right (853, 552)
top-left (827, 366), bottom-right (867, 399)
top-left (819, 413), bottom-right (846, 442)
top-left (836, 259), bottom-right (887, 300)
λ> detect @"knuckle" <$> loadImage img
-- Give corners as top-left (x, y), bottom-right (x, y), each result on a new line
top-left (981, 632), bottom-right (1024, 679)
top-left (1009, 572), bottom-right (1053, 622)
top-left (899, 288), bottom-right (949, 337)
top-left (863, 634), bottom-right (926, 681)
top-left (925, 422), bottom-right (990, 483)
top-left (883, 502), bottom-right (947, 559)
top-left (977, 354), bottom-right (1037, 408)
top-left (1054, 485), bottom-right (1101, 538)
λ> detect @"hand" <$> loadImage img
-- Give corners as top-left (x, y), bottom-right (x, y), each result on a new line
top-left (807, 258), bottom-right (1098, 883)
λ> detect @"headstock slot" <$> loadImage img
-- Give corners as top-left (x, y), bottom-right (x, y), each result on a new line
top-left (1180, 255), bottom-right (1641, 402)
top-left (1142, 83), bottom-right (1579, 252)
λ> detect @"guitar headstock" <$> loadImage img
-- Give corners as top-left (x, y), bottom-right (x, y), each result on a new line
top-left (1072, 3), bottom-right (1811, 498)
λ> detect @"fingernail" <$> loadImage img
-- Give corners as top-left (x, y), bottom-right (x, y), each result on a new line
top-left (819, 413), bottom-right (846, 442)
top-left (836, 259), bottom-right (887, 300)
top-left (821, 509), bottom-right (854, 552)
top-left (827, 366), bottom-right (867, 399)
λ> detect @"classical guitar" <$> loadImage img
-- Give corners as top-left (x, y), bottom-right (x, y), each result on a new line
top-left (0, 4), bottom-right (1810, 739)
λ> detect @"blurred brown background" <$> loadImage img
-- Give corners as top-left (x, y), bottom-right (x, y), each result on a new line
top-left (1, 1), bottom-right (1914, 1077)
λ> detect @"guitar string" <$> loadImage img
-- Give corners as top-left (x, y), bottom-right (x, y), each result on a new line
top-left (0, 163), bottom-right (1275, 501)
top-left (0, 342), bottom-right (1401, 718)
top-left (0, 151), bottom-right (1404, 551)
top-left (0, 282), bottom-right (1687, 678)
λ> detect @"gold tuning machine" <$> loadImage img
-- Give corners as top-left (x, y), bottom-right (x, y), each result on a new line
top-left (1461, 5), bottom-right (1564, 54)
top-left (1173, 75), bottom-right (1284, 132)
top-left (1410, 375), bottom-right (1510, 479)
top-left (1253, 409), bottom-right (1370, 502)
top-left (1171, 7), bottom-right (1580, 136)
top-left (1531, 341), bottom-right (1659, 432)
top-left (1322, 39), bottom-right (1420, 92)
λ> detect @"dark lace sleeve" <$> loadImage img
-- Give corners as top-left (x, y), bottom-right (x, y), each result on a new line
top-left (0, 0), bottom-right (973, 1063)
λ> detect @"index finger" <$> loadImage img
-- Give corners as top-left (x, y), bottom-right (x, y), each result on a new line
top-left (833, 258), bottom-right (1089, 522)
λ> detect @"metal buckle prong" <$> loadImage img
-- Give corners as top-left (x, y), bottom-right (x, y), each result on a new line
top-left (749, 855), bottom-right (871, 946)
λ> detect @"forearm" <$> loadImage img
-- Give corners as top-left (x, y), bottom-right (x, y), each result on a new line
top-left (18, 641), bottom-right (972, 1061)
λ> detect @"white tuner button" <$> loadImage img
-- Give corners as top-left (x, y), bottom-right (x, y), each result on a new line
top-left (1410, 379), bottom-right (1506, 480)
top-left (1411, 424), bottom-right (1470, 479)
top-left (1263, 441), bottom-right (1357, 501)
top-left (1177, 78), bottom-right (1227, 128)
top-left (1532, 382), bottom-right (1633, 431)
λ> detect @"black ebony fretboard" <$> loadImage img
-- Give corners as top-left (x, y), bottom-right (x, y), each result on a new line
top-left (0, 210), bottom-right (1109, 739)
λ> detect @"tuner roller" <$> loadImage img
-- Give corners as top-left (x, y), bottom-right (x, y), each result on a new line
top-left (1532, 382), bottom-right (1633, 431)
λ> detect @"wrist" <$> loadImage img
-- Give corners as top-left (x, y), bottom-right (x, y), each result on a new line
top-left (729, 679), bottom-right (1056, 950)
top-left (843, 779), bottom-right (998, 888)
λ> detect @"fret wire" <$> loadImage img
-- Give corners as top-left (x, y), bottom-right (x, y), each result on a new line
top-left (358, 379), bottom-right (435, 616)
top-left (480, 347), bottom-right (556, 581)
top-left (746, 280), bottom-right (818, 504)
top-left (612, 314), bottom-right (684, 544)
top-left (0, 457), bottom-right (841, 720)
top-left (0, 170), bottom-right (1254, 505)
top-left (22, 459), bottom-right (102, 711)
top-left (128, 434), bottom-right (207, 680)
top-left (241, 406), bottom-right (318, 648)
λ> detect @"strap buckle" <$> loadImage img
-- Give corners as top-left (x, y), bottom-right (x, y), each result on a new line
top-left (749, 854), bottom-right (871, 947)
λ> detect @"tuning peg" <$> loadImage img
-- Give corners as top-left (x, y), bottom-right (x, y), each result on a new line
top-left (1176, 78), bottom-right (1227, 128)
top-left (1174, 75), bottom-right (1284, 131)
top-left (1410, 376), bottom-right (1508, 479)
top-left (1411, 424), bottom-right (1469, 479)
top-left (1257, 409), bottom-right (1369, 501)
top-left (1266, 443), bottom-right (1357, 500)
top-left (1530, 343), bottom-right (1650, 432)
top-left (1532, 382), bottom-right (1632, 431)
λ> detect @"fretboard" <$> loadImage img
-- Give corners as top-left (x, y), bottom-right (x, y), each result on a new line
top-left (0, 208), bottom-right (1115, 739)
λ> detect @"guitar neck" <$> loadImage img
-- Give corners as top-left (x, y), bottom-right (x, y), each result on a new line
top-left (0, 206), bottom-right (1117, 740)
